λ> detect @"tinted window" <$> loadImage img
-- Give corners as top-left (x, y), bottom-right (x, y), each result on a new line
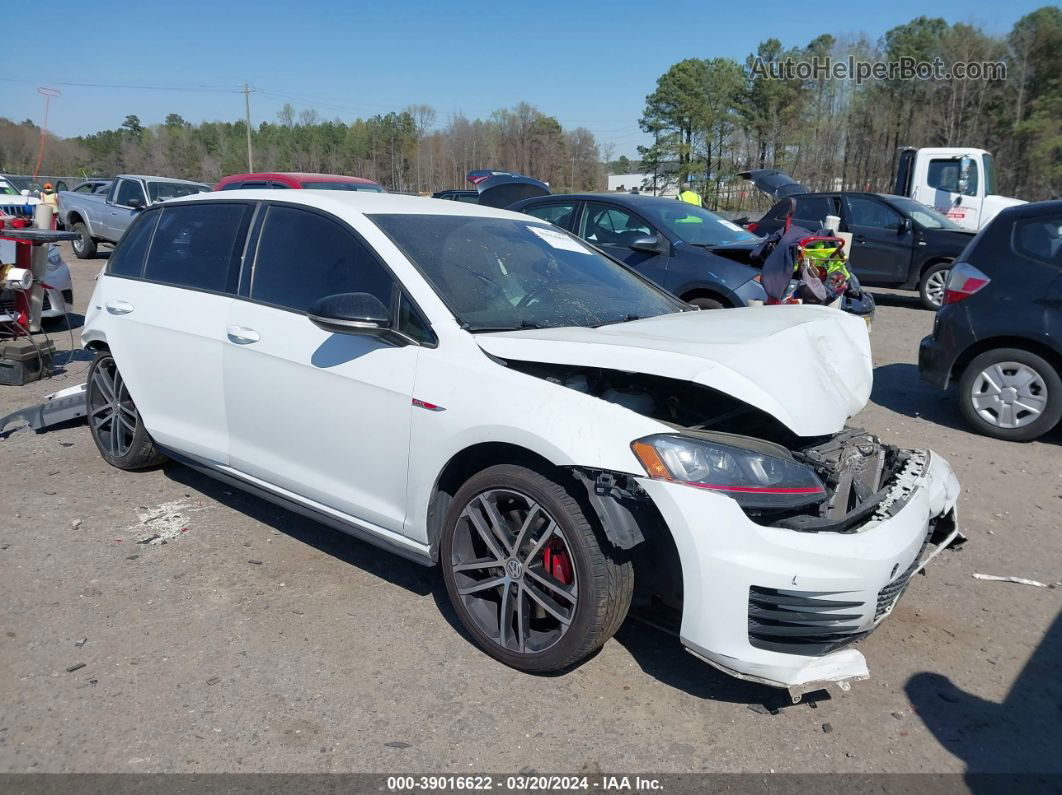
top-left (148, 182), bottom-right (210, 202)
top-left (144, 203), bottom-right (251, 293)
top-left (1013, 214), bottom-right (1062, 267)
top-left (108, 210), bottom-right (160, 278)
top-left (793, 197), bottom-right (835, 229)
top-left (299, 181), bottom-right (383, 192)
top-left (73, 183), bottom-right (93, 193)
top-left (115, 179), bottom-right (146, 207)
top-left (523, 202), bottom-right (576, 229)
top-left (371, 214), bottom-right (684, 331)
top-left (219, 182), bottom-right (243, 191)
top-left (251, 205), bottom-right (394, 312)
top-left (398, 293), bottom-right (434, 344)
top-left (581, 203), bottom-right (652, 247)
top-left (846, 197), bottom-right (902, 230)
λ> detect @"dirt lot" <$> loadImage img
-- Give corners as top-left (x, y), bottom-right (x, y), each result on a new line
top-left (1, 243), bottom-right (1059, 775)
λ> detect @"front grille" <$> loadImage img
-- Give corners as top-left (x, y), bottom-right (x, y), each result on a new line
top-left (875, 549), bottom-right (925, 620)
top-left (0, 291), bottom-right (62, 313)
top-left (748, 586), bottom-right (868, 655)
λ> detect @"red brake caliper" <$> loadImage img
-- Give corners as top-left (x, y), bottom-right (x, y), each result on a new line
top-left (542, 540), bottom-right (573, 586)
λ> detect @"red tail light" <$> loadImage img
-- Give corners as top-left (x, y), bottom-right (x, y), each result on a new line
top-left (746, 222), bottom-right (759, 233)
top-left (943, 262), bottom-right (990, 305)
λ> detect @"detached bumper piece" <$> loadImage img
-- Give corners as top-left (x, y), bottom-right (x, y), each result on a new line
top-left (748, 587), bottom-right (868, 655)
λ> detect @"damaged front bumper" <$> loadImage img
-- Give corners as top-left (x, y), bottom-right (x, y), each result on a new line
top-left (637, 449), bottom-right (961, 697)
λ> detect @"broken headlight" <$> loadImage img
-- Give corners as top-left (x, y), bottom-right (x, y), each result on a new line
top-left (631, 434), bottom-right (826, 509)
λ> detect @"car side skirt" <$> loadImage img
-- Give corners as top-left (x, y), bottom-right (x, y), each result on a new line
top-left (160, 446), bottom-right (435, 567)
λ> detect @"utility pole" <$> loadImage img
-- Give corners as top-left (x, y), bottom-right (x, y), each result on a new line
top-left (242, 83), bottom-right (255, 172)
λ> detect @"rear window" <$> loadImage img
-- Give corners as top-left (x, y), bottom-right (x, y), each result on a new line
top-left (143, 203), bottom-right (252, 293)
top-left (299, 181), bottom-right (384, 192)
top-left (108, 210), bottom-right (160, 278)
top-left (1013, 214), bottom-right (1062, 267)
top-left (793, 197), bottom-right (836, 229)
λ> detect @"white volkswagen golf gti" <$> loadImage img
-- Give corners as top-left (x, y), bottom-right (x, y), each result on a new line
top-left (81, 190), bottom-right (961, 699)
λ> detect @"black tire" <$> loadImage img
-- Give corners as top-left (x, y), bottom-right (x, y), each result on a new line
top-left (86, 352), bottom-right (167, 469)
top-left (71, 222), bottom-right (97, 259)
top-left (688, 296), bottom-right (725, 310)
top-left (957, 348), bottom-right (1062, 442)
top-left (918, 261), bottom-right (952, 310)
top-left (440, 464), bottom-right (633, 673)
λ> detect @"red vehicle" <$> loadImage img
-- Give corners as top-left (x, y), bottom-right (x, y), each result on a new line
top-left (214, 172), bottom-right (385, 192)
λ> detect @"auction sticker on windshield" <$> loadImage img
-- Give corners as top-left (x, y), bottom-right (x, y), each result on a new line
top-left (528, 224), bottom-right (590, 253)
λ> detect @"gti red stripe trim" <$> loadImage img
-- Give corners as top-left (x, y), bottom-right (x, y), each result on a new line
top-left (412, 398), bottom-right (445, 411)
top-left (684, 482), bottom-right (825, 494)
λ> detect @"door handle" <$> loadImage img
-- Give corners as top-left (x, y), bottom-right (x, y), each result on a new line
top-left (226, 325), bottom-right (260, 345)
top-left (105, 300), bottom-right (134, 315)
top-left (854, 235), bottom-right (867, 244)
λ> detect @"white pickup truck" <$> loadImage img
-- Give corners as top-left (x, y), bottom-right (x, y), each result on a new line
top-left (59, 174), bottom-right (210, 258)
top-left (893, 147), bottom-right (1025, 232)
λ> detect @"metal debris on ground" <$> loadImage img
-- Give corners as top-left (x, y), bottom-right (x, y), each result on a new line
top-left (0, 383), bottom-right (87, 437)
top-left (822, 723), bottom-right (833, 733)
top-left (385, 741), bottom-right (411, 749)
top-left (65, 662), bottom-right (85, 673)
top-left (74, 638), bottom-right (86, 648)
top-left (972, 573), bottom-right (1054, 588)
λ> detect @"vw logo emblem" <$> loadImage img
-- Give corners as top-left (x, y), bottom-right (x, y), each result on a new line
top-left (505, 559), bottom-right (523, 579)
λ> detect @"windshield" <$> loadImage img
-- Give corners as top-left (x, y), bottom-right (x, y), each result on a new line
top-left (886, 196), bottom-right (964, 230)
top-left (0, 179), bottom-right (16, 196)
top-left (647, 203), bottom-right (758, 246)
top-left (301, 181), bottom-right (384, 192)
top-left (371, 214), bottom-right (686, 331)
top-left (148, 182), bottom-right (210, 202)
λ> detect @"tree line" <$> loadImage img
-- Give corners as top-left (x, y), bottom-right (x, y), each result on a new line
top-left (638, 7), bottom-right (1060, 210)
top-left (0, 101), bottom-right (605, 194)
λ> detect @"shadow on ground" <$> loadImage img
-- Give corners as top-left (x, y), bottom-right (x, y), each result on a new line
top-left (906, 611), bottom-right (1062, 780)
top-left (872, 362), bottom-right (1062, 445)
top-left (870, 362), bottom-right (970, 432)
top-left (868, 290), bottom-right (930, 311)
top-left (164, 461), bottom-right (790, 708)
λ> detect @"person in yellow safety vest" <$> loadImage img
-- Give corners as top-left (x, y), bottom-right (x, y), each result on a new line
top-left (39, 183), bottom-right (59, 229)
top-left (677, 182), bottom-right (702, 207)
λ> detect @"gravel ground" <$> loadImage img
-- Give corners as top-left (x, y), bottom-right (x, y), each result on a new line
top-left (1, 243), bottom-right (1059, 775)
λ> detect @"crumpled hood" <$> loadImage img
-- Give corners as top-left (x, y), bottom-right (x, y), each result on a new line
top-left (476, 305), bottom-right (873, 437)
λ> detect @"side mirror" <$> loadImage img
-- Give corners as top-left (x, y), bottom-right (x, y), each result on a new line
top-left (957, 156), bottom-right (973, 195)
top-left (307, 292), bottom-right (393, 337)
top-left (898, 217), bottom-right (912, 235)
top-left (630, 234), bottom-right (668, 255)
top-left (127, 196), bottom-right (144, 210)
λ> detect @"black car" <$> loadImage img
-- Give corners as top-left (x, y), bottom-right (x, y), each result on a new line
top-left (919, 200), bottom-right (1062, 441)
top-left (431, 189), bottom-right (479, 203)
top-left (743, 170), bottom-right (975, 309)
top-left (508, 193), bottom-right (770, 309)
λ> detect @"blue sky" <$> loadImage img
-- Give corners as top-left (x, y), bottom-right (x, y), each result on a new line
top-left (0, 0), bottom-right (1043, 157)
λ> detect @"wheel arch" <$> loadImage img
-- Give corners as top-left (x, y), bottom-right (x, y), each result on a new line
top-left (426, 442), bottom-right (562, 553)
top-left (952, 335), bottom-right (1062, 382)
top-left (920, 256), bottom-right (955, 278)
top-left (678, 286), bottom-right (732, 307)
top-left (424, 441), bottom-right (667, 560)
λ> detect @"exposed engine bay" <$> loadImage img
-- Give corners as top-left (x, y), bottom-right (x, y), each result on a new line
top-left (506, 360), bottom-right (907, 531)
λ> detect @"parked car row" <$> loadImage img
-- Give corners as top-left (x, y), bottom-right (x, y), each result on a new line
top-left (741, 170), bottom-right (975, 310)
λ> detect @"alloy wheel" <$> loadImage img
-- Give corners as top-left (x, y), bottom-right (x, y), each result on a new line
top-left (924, 268), bottom-right (949, 308)
top-left (450, 489), bottom-right (578, 655)
top-left (88, 357), bottom-right (138, 456)
top-left (969, 361), bottom-right (1048, 429)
